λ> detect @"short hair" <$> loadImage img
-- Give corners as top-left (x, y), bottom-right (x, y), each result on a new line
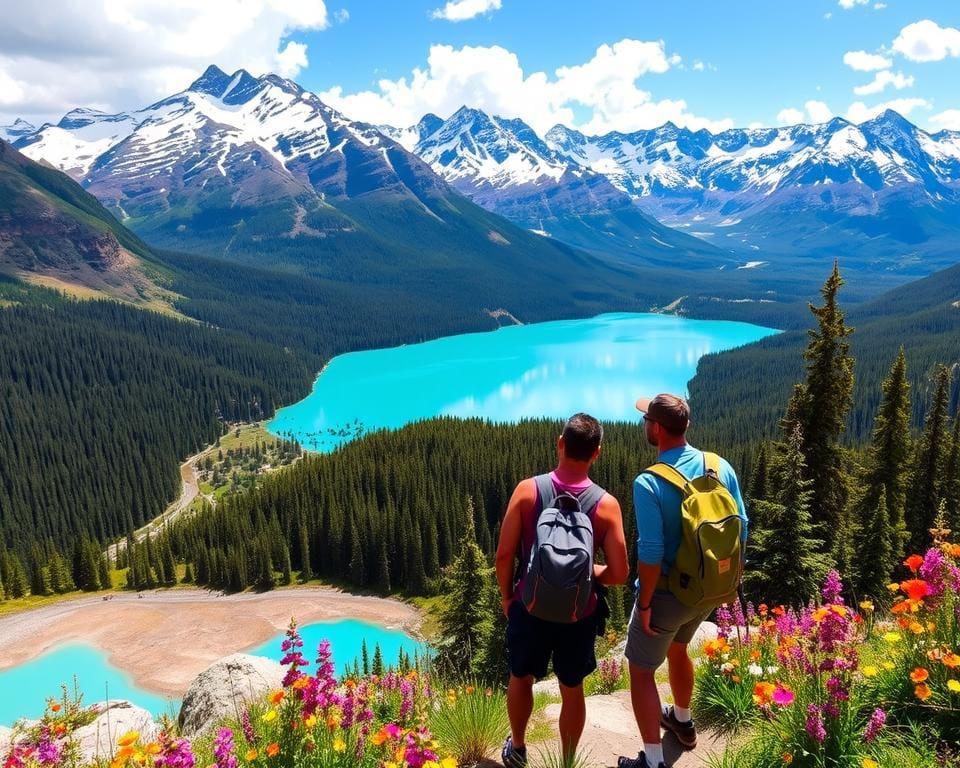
top-left (562, 413), bottom-right (603, 461)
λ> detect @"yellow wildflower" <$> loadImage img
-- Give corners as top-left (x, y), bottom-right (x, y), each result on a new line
top-left (862, 665), bottom-right (878, 677)
top-left (333, 738), bottom-right (346, 753)
top-left (117, 732), bottom-right (140, 747)
top-left (246, 749), bottom-right (258, 761)
top-left (883, 632), bottom-right (902, 643)
top-left (882, 661), bottom-right (896, 671)
top-left (948, 679), bottom-right (960, 693)
top-left (262, 710), bottom-right (277, 723)
top-left (862, 759), bottom-right (879, 768)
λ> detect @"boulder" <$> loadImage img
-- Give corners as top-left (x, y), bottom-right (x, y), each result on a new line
top-left (178, 654), bottom-right (285, 737)
top-left (532, 678), bottom-right (561, 698)
top-left (72, 700), bottom-right (159, 763)
top-left (0, 725), bottom-right (12, 755)
top-left (688, 621), bottom-right (718, 649)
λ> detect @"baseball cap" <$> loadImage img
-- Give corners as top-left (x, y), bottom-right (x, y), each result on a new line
top-left (635, 393), bottom-right (690, 434)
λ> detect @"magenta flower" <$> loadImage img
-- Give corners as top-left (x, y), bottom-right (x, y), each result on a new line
top-left (864, 708), bottom-right (886, 742)
top-left (772, 685), bottom-right (795, 707)
top-left (805, 704), bottom-right (826, 743)
top-left (213, 729), bottom-right (238, 768)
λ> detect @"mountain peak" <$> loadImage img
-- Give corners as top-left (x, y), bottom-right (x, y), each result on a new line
top-left (189, 65), bottom-right (231, 94)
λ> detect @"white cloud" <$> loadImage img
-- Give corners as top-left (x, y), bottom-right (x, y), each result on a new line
top-left (0, 0), bottom-right (328, 122)
top-left (853, 70), bottom-right (914, 96)
top-left (777, 101), bottom-right (834, 125)
top-left (846, 97), bottom-right (930, 123)
top-left (319, 40), bottom-right (733, 136)
top-left (838, 0), bottom-right (869, 8)
top-left (842, 50), bottom-right (892, 71)
top-left (777, 107), bottom-right (805, 124)
top-left (930, 109), bottom-right (960, 131)
top-left (874, 2), bottom-right (887, 8)
top-left (892, 19), bottom-right (960, 62)
top-left (334, 9), bottom-right (349, 23)
top-left (693, 61), bottom-right (705, 72)
top-left (431, 0), bottom-right (502, 22)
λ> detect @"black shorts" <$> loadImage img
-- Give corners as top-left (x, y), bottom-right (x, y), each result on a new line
top-left (506, 601), bottom-right (597, 687)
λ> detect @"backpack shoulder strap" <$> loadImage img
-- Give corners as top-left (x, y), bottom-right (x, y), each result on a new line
top-left (703, 451), bottom-right (721, 477)
top-left (534, 474), bottom-right (557, 512)
top-left (643, 463), bottom-right (691, 493)
top-left (576, 483), bottom-right (606, 517)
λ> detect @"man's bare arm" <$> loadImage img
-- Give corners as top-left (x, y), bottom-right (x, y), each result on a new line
top-left (594, 494), bottom-right (629, 586)
top-left (495, 478), bottom-right (536, 616)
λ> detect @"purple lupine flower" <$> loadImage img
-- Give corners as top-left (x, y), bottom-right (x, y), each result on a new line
top-left (805, 704), bottom-right (827, 743)
top-left (213, 729), bottom-right (238, 768)
top-left (920, 548), bottom-right (948, 600)
top-left (400, 677), bottom-right (414, 721)
top-left (864, 708), bottom-right (886, 742)
top-left (240, 709), bottom-right (257, 746)
top-left (822, 570), bottom-right (844, 605)
top-left (715, 604), bottom-right (732, 640)
top-left (155, 738), bottom-right (196, 768)
top-left (36, 740), bottom-right (60, 765)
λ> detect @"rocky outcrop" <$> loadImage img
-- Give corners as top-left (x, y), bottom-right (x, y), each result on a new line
top-left (0, 725), bottom-right (12, 755)
top-left (72, 700), bottom-right (159, 763)
top-left (177, 654), bottom-right (285, 737)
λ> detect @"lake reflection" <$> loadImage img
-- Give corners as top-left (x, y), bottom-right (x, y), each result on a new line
top-left (267, 313), bottom-right (778, 452)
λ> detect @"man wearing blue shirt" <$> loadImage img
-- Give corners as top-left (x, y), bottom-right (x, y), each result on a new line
top-left (618, 394), bottom-right (747, 768)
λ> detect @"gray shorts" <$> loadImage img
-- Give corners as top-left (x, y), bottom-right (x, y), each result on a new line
top-left (624, 589), bottom-right (711, 670)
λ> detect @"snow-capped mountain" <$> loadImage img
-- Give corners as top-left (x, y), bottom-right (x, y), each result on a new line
top-left (383, 106), bottom-right (732, 267)
top-left (0, 119), bottom-right (38, 143)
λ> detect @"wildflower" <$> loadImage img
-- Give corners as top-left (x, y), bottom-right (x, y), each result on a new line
top-left (213, 729), bottom-right (238, 768)
top-left (883, 632), bottom-right (902, 643)
top-left (118, 732), bottom-right (140, 748)
top-left (49, 703), bottom-right (61, 713)
top-left (240, 710), bottom-right (256, 747)
top-left (949, 680), bottom-right (960, 693)
top-left (262, 710), bottom-right (277, 723)
top-left (245, 750), bottom-right (258, 762)
top-left (822, 570), bottom-right (844, 604)
top-left (862, 759), bottom-right (879, 768)
top-left (805, 704), bottom-right (826, 744)
top-left (782, 754), bottom-right (793, 765)
top-left (863, 708), bottom-right (886, 742)
top-left (904, 554), bottom-right (924, 573)
top-left (882, 661), bottom-right (895, 671)
top-left (859, 600), bottom-right (874, 612)
top-left (154, 735), bottom-right (195, 768)
top-left (333, 738), bottom-right (346, 753)
top-left (772, 685), bottom-right (795, 707)
top-left (909, 621), bottom-right (925, 635)
top-left (910, 668), bottom-right (929, 683)
top-left (268, 690), bottom-right (284, 706)
top-left (901, 579), bottom-right (931, 602)
top-left (748, 663), bottom-right (763, 676)
top-left (265, 744), bottom-right (279, 759)
top-left (944, 653), bottom-right (960, 668)
top-left (464, 685), bottom-right (475, 694)
top-left (862, 665), bottom-right (878, 677)
top-left (752, 682), bottom-right (776, 706)
top-left (914, 683), bottom-right (933, 701)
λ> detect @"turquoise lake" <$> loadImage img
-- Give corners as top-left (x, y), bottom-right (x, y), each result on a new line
top-left (0, 621), bottom-right (420, 726)
top-left (267, 312), bottom-right (779, 451)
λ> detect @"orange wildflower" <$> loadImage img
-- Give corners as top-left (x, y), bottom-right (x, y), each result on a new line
top-left (370, 729), bottom-right (389, 747)
top-left (914, 683), bottom-right (933, 701)
top-left (904, 554), bottom-right (924, 573)
top-left (268, 690), bottom-right (284, 706)
top-left (752, 681), bottom-right (776, 706)
top-left (910, 668), bottom-right (930, 683)
top-left (901, 579), bottom-right (931, 602)
top-left (772, 606), bottom-right (785, 616)
top-left (117, 732), bottom-right (140, 748)
top-left (891, 600), bottom-right (911, 615)
top-left (782, 753), bottom-right (793, 764)
top-left (465, 685), bottom-right (476, 694)
top-left (943, 543), bottom-right (960, 558)
top-left (49, 703), bottom-right (62, 713)
top-left (909, 621), bottom-right (926, 635)
top-left (292, 676), bottom-right (310, 690)
top-left (943, 653), bottom-right (960, 669)
top-left (245, 749), bottom-right (258, 761)
top-left (265, 743), bottom-right (280, 758)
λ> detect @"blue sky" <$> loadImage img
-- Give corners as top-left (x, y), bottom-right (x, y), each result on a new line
top-left (1, 0), bottom-right (958, 134)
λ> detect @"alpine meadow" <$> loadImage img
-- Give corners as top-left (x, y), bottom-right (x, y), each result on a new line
top-left (1, 3), bottom-right (960, 768)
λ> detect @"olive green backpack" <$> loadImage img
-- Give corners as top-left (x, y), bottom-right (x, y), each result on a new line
top-left (644, 452), bottom-right (743, 609)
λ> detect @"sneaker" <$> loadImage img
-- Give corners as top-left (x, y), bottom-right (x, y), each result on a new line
top-left (616, 752), bottom-right (665, 768)
top-left (660, 705), bottom-right (697, 750)
top-left (502, 735), bottom-right (527, 768)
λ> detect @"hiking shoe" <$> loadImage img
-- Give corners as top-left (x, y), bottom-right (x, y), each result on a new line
top-left (502, 735), bottom-right (527, 768)
top-left (660, 705), bottom-right (697, 750)
top-left (616, 752), bottom-right (665, 768)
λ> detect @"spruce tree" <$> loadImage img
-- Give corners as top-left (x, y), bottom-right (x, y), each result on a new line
top-left (349, 522), bottom-right (366, 586)
top-left (436, 498), bottom-right (487, 679)
top-left (860, 348), bottom-right (912, 560)
top-left (361, 640), bottom-right (370, 676)
top-left (371, 643), bottom-right (384, 677)
top-left (279, 543), bottom-right (293, 586)
top-left (853, 487), bottom-right (896, 604)
top-left (474, 573), bottom-right (509, 686)
top-left (98, 552), bottom-right (111, 591)
top-left (297, 513), bottom-right (312, 582)
top-left (943, 415), bottom-right (960, 531)
top-left (906, 364), bottom-right (952, 552)
top-left (27, 544), bottom-right (49, 597)
top-left (749, 442), bottom-right (770, 503)
top-left (5, 553), bottom-right (28, 599)
top-left (744, 425), bottom-right (829, 607)
top-left (781, 262), bottom-right (854, 561)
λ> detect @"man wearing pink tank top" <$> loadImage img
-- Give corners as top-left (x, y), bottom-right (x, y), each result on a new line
top-left (495, 413), bottom-right (629, 766)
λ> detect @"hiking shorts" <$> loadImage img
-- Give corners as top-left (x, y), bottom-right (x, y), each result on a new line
top-left (506, 600), bottom-right (597, 687)
top-left (624, 589), bottom-right (711, 671)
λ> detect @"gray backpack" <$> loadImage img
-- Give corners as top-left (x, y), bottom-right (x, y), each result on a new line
top-left (521, 475), bottom-right (605, 623)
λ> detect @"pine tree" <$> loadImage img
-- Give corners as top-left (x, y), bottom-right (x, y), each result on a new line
top-left (27, 544), bottom-right (49, 597)
top-left (860, 348), bottom-right (912, 560)
top-left (297, 513), bottom-right (312, 582)
top-left (781, 262), bottom-right (854, 561)
top-left (279, 543), bottom-right (293, 586)
top-left (744, 425), bottom-right (829, 607)
top-left (906, 364), bottom-right (952, 552)
top-left (853, 487), bottom-right (896, 604)
top-left (183, 563), bottom-right (194, 584)
top-left (98, 552), bottom-right (111, 591)
top-left (349, 522), bottom-right (366, 586)
top-left (48, 552), bottom-right (74, 594)
top-left (749, 442), bottom-right (770, 503)
top-left (436, 497), bottom-right (487, 679)
top-left (5, 552), bottom-right (28, 599)
top-left (377, 535), bottom-right (391, 593)
top-left (943, 415), bottom-right (960, 531)
top-left (361, 640), bottom-right (370, 676)
top-left (371, 643), bottom-right (384, 677)
top-left (474, 573), bottom-right (509, 686)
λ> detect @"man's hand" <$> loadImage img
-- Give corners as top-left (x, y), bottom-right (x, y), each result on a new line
top-left (636, 606), bottom-right (658, 637)
top-left (502, 597), bottom-right (513, 618)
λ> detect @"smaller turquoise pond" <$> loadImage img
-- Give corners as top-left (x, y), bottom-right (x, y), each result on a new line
top-left (266, 312), bottom-right (779, 451)
top-left (0, 621), bottom-right (421, 726)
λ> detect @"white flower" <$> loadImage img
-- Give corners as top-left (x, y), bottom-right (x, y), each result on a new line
top-left (748, 664), bottom-right (763, 676)
top-left (766, 666), bottom-right (779, 675)
top-left (720, 662), bottom-right (735, 674)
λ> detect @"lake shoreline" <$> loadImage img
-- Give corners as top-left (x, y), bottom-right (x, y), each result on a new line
top-left (0, 587), bottom-right (422, 698)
